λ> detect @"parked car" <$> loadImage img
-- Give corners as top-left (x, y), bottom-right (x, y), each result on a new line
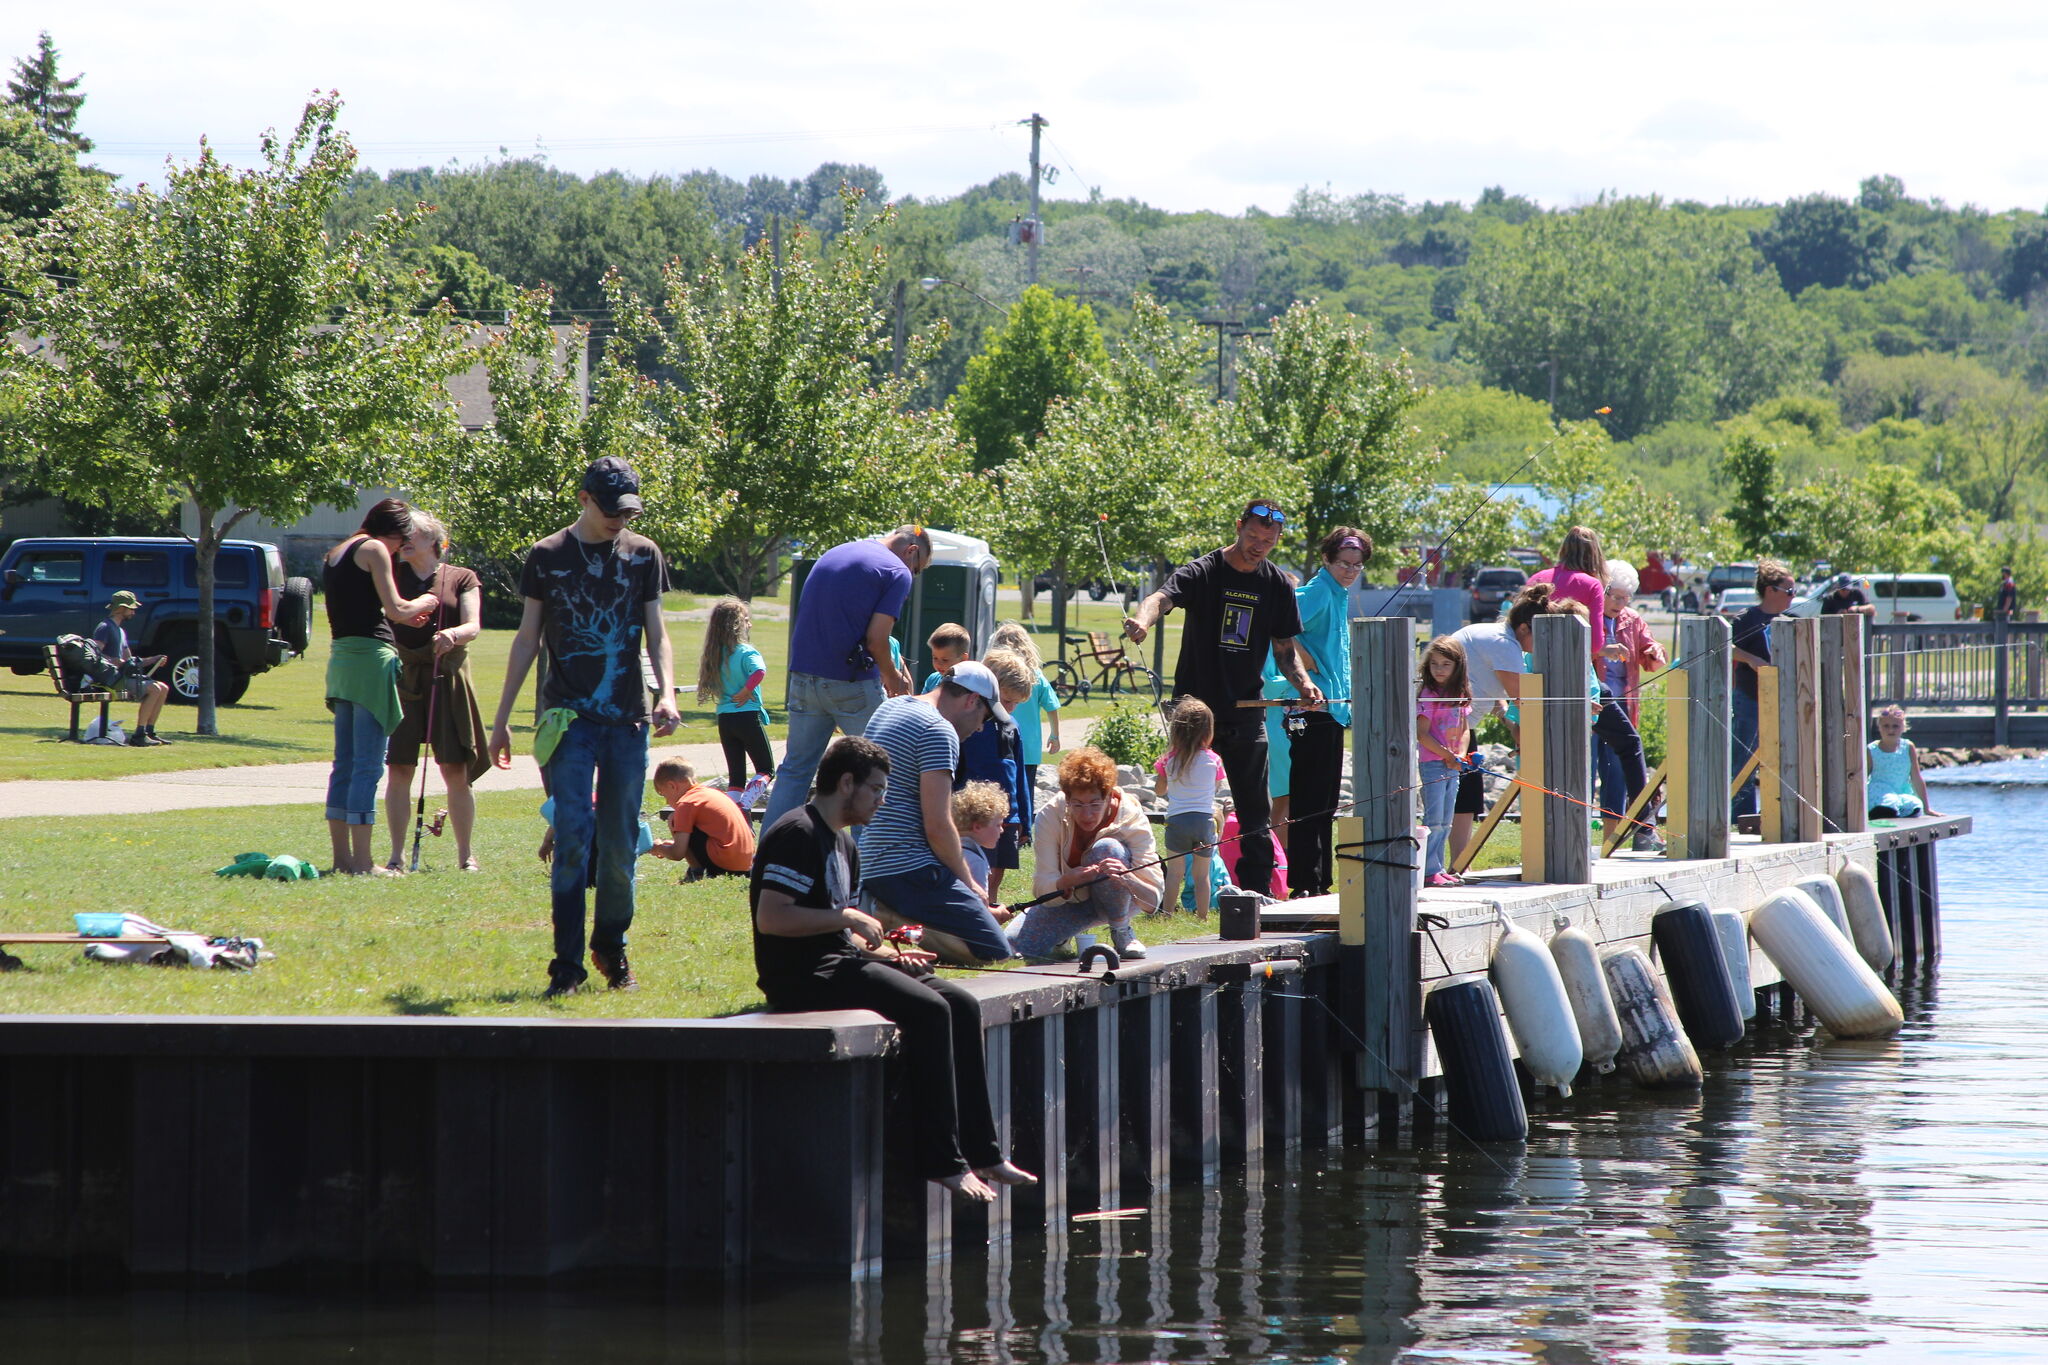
top-left (1861, 572), bottom-right (1964, 624)
top-left (1703, 562), bottom-right (1757, 607)
top-left (1468, 566), bottom-right (1528, 622)
top-left (1716, 587), bottom-right (1760, 618)
top-left (0, 537), bottom-right (310, 705)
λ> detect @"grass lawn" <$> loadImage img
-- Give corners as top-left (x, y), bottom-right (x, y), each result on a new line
top-left (0, 591), bottom-right (1180, 783)
top-left (0, 788), bottom-right (1224, 1019)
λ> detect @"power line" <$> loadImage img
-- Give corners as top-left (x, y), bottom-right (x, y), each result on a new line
top-left (88, 122), bottom-right (1000, 160)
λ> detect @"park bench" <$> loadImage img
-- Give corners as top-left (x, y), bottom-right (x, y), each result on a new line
top-left (43, 643), bottom-right (113, 743)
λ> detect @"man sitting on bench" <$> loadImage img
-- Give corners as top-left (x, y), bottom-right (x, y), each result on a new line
top-left (92, 591), bottom-right (171, 746)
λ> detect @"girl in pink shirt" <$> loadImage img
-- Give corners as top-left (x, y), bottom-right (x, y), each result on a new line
top-left (1416, 637), bottom-right (1473, 887)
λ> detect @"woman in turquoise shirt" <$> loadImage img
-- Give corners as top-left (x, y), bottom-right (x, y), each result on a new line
top-left (1279, 528), bottom-right (1367, 897)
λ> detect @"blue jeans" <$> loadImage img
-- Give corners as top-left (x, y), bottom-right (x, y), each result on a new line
top-left (759, 671), bottom-right (886, 831)
top-left (326, 700), bottom-right (389, 825)
top-left (1731, 687), bottom-right (1760, 817)
top-left (1419, 759), bottom-right (1458, 878)
top-left (544, 717), bottom-right (649, 979)
top-left (1011, 837), bottom-right (1137, 957)
top-left (1596, 735), bottom-right (1628, 826)
top-left (866, 862), bottom-right (1015, 963)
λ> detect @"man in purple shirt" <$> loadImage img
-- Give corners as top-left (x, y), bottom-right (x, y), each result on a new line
top-left (759, 526), bottom-right (931, 831)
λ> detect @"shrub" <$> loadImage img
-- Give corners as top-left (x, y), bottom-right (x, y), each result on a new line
top-left (1088, 694), bottom-right (1166, 770)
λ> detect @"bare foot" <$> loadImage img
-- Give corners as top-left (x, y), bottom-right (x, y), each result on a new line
top-left (976, 1160), bottom-right (1038, 1188)
top-left (937, 1171), bottom-right (998, 1203)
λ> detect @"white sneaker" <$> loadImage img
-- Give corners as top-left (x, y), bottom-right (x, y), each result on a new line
top-left (1110, 925), bottom-right (1147, 959)
top-left (732, 774), bottom-right (771, 812)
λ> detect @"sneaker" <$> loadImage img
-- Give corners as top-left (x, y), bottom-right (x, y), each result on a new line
top-left (591, 948), bottom-right (638, 991)
top-left (1108, 924), bottom-right (1147, 959)
top-left (734, 774), bottom-right (771, 812)
top-left (146, 727), bottom-right (173, 745)
top-left (1630, 827), bottom-right (1667, 854)
top-left (127, 731), bottom-right (151, 747)
top-left (1426, 871), bottom-right (1463, 888)
top-left (543, 966), bottom-right (589, 999)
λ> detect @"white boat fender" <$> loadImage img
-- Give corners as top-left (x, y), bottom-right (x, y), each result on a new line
top-left (1710, 908), bottom-right (1756, 1022)
top-left (1750, 888), bottom-right (1903, 1039)
top-left (1650, 902), bottom-right (1745, 1049)
top-left (1424, 975), bottom-right (1529, 1142)
top-left (1489, 921), bottom-right (1584, 1097)
top-left (1792, 875), bottom-right (1853, 941)
top-left (1601, 947), bottom-right (1704, 1088)
top-left (1548, 919), bottom-right (1623, 1075)
top-left (1834, 863), bottom-right (1896, 973)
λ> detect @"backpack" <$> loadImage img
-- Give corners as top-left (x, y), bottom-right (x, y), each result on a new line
top-left (55, 634), bottom-right (122, 691)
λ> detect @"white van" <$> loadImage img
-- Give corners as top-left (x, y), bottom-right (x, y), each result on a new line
top-left (1860, 573), bottom-right (1963, 623)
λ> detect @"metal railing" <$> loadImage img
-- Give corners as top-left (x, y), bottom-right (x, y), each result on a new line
top-left (1865, 621), bottom-right (2048, 744)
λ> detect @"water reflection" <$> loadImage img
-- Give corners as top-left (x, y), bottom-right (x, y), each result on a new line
top-left (13, 786), bottom-right (2048, 1361)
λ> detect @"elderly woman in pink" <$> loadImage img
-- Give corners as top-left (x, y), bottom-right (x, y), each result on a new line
top-left (1596, 557), bottom-right (1668, 845)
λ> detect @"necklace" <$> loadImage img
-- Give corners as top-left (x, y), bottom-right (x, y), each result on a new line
top-left (575, 532), bottom-right (616, 577)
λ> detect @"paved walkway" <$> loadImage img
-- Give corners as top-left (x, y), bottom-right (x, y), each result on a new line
top-left (0, 717), bottom-right (1101, 819)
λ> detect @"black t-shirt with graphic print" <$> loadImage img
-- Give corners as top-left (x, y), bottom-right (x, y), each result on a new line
top-left (518, 527), bottom-right (670, 724)
top-left (1161, 547), bottom-right (1302, 721)
top-left (749, 803), bottom-right (864, 995)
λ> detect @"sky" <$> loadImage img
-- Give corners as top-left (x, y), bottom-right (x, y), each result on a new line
top-left (23, 0), bottom-right (2048, 216)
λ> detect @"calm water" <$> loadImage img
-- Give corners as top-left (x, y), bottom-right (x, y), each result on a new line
top-left (15, 775), bottom-right (2048, 1363)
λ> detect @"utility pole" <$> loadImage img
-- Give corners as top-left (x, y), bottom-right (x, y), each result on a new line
top-left (1024, 112), bottom-right (1047, 287)
top-left (891, 278), bottom-right (908, 376)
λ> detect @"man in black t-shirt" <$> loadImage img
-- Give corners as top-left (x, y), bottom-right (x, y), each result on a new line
top-left (1123, 498), bottom-right (1323, 893)
top-left (1996, 567), bottom-right (2019, 621)
top-left (751, 736), bottom-right (1035, 1203)
top-left (1821, 573), bottom-right (1873, 618)
top-left (490, 457), bottom-right (681, 998)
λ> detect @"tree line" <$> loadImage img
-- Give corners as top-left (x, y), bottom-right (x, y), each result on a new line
top-left (7, 59), bottom-right (2048, 647)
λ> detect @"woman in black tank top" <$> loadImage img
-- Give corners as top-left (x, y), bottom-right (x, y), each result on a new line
top-left (323, 498), bottom-right (439, 875)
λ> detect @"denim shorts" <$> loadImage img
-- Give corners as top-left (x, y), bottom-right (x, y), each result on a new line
top-left (1163, 810), bottom-right (1216, 855)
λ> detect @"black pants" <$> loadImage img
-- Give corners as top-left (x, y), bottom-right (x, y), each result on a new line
top-left (1212, 718), bottom-right (1274, 894)
top-left (766, 958), bottom-right (1002, 1180)
top-left (1286, 711), bottom-right (1344, 896)
top-left (1592, 695), bottom-right (1650, 825)
top-left (717, 711), bottom-right (775, 790)
top-left (684, 827), bottom-right (737, 877)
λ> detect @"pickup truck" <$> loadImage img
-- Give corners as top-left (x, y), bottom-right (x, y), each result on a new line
top-left (0, 537), bottom-right (311, 705)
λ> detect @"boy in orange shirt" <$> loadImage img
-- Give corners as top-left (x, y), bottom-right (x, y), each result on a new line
top-left (649, 758), bottom-right (756, 881)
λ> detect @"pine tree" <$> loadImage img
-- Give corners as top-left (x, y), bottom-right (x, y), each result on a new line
top-left (6, 32), bottom-right (92, 154)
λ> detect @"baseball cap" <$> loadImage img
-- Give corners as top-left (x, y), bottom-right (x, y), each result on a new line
top-left (946, 660), bottom-right (1011, 723)
top-left (581, 456), bottom-right (644, 516)
top-left (107, 591), bottom-right (140, 610)
top-left (1832, 572), bottom-right (1853, 588)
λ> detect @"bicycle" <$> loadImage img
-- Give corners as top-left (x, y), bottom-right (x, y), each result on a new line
top-left (1046, 631), bottom-right (1160, 704)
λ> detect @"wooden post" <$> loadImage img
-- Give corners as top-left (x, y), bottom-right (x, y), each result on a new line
top-left (1519, 676), bottom-right (1547, 880)
top-left (1994, 614), bottom-right (2011, 748)
top-left (1770, 618), bottom-right (1822, 844)
top-left (1757, 665), bottom-right (1781, 839)
top-left (1664, 670), bottom-right (1692, 857)
top-left (1530, 613), bottom-right (1590, 883)
top-left (1680, 614), bottom-right (1730, 860)
top-left (1820, 615), bottom-right (1848, 834)
top-left (1833, 614), bottom-right (1867, 833)
top-left (1345, 617), bottom-right (1421, 1098)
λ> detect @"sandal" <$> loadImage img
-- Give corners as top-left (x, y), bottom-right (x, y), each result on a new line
top-left (460, 856), bottom-right (481, 872)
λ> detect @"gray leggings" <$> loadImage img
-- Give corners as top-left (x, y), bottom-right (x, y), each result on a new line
top-left (1011, 837), bottom-right (1135, 958)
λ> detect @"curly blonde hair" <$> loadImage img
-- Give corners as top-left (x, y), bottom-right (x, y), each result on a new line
top-left (988, 620), bottom-right (1042, 672)
top-left (951, 780), bottom-right (1010, 832)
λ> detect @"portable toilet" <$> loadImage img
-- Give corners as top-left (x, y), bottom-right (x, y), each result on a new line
top-left (784, 530), bottom-right (1001, 689)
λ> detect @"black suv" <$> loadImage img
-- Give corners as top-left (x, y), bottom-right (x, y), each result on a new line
top-left (1469, 566), bottom-right (1528, 622)
top-left (0, 537), bottom-right (311, 705)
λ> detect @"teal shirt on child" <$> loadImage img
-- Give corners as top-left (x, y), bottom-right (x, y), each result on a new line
top-left (716, 643), bottom-right (768, 716)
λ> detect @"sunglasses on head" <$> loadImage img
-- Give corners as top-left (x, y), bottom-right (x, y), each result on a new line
top-left (1244, 504), bottom-right (1286, 527)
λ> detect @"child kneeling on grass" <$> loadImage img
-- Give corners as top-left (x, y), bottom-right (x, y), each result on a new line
top-left (648, 758), bottom-right (756, 880)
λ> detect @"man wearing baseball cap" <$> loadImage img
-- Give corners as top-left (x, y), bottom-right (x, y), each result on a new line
top-left (92, 590), bottom-right (171, 746)
top-left (490, 456), bottom-right (680, 997)
top-left (855, 660), bottom-right (1015, 963)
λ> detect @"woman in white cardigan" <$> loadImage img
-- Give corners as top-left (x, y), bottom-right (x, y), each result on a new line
top-left (1014, 746), bottom-right (1165, 960)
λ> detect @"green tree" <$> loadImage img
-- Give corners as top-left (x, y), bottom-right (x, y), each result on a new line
top-left (1459, 197), bottom-right (1820, 438)
top-left (978, 294), bottom-right (1300, 592)
top-left (634, 192), bottom-right (967, 597)
top-left (1229, 301), bottom-right (1428, 568)
top-left (1721, 430), bottom-right (1781, 556)
top-left (5, 32), bottom-right (91, 154)
top-left (413, 286), bottom-right (717, 607)
top-left (1942, 383), bottom-right (2048, 523)
top-left (0, 95), bottom-right (473, 733)
top-left (1756, 194), bottom-right (1892, 295)
top-left (2000, 224), bottom-right (2048, 304)
top-left (950, 285), bottom-right (1107, 471)
top-left (0, 103), bottom-right (98, 236)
